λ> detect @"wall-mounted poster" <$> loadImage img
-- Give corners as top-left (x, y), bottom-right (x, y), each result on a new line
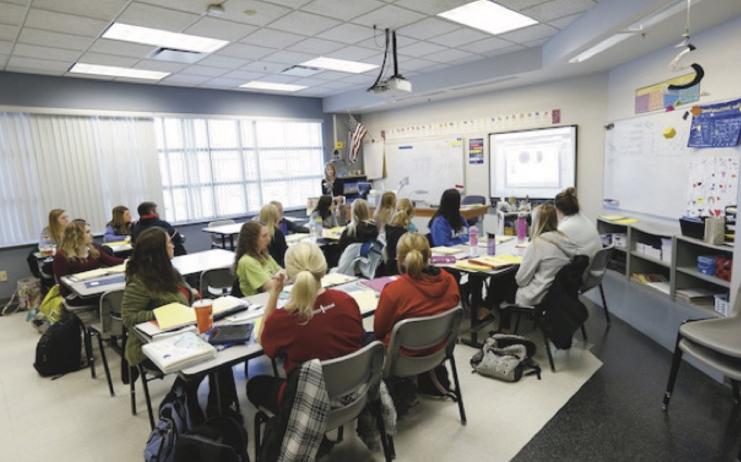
top-left (468, 138), bottom-right (484, 164)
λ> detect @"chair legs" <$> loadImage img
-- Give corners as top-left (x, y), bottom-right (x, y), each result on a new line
top-left (448, 355), bottom-right (467, 425)
top-left (84, 328), bottom-right (95, 379)
top-left (138, 365), bottom-right (156, 430)
top-left (599, 283), bottom-right (611, 324)
top-left (370, 399), bottom-right (394, 462)
top-left (580, 324), bottom-right (588, 342)
top-left (94, 331), bottom-right (115, 397)
top-left (662, 333), bottom-right (685, 411)
top-left (253, 411), bottom-right (270, 458)
top-left (130, 366), bottom-right (137, 416)
top-left (541, 328), bottom-right (556, 372)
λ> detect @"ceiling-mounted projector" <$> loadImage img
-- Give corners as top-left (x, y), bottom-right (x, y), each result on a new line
top-left (368, 28), bottom-right (412, 96)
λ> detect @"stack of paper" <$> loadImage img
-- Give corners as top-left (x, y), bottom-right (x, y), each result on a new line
top-left (70, 263), bottom-right (126, 281)
top-left (322, 227), bottom-right (344, 240)
top-left (321, 273), bottom-right (357, 287)
top-left (212, 296), bottom-right (249, 319)
top-left (142, 331), bottom-right (217, 374)
top-left (431, 246), bottom-right (462, 255)
top-left (153, 303), bottom-right (196, 331)
top-left (346, 289), bottom-right (378, 315)
top-left (469, 254), bottom-right (523, 268)
top-left (454, 260), bottom-right (492, 272)
top-left (676, 288), bottom-right (715, 306)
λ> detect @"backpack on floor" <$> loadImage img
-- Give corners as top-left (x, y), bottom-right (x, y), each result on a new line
top-left (470, 333), bottom-right (541, 382)
top-left (145, 378), bottom-right (205, 462)
top-left (174, 415), bottom-right (249, 462)
top-left (33, 311), bottom-right (84, 377)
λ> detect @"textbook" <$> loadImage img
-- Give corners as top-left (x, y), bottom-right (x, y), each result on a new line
top-left (142, 331), bottom-right (217, 374)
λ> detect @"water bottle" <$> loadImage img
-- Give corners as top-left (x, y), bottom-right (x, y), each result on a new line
top-left (313, 217), bottom-right (323, 241)
top-left (516, 213), bottom-right (527, 243)
top-left (469, 225), bottom-right (478, 257)
top-left (487, 233), bottom-right (496, 256)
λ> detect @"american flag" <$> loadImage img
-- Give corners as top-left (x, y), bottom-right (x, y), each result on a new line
top-left (348, 121), bottom-right (367, 164)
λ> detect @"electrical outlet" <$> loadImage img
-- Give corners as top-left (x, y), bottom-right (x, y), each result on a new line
top-left (0, 271), bottom-right (7, 282)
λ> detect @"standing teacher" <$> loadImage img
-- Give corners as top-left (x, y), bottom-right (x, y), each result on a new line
top-left (321, 161), bottom-right (343, 197)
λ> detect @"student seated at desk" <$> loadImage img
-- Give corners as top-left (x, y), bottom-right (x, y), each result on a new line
top-left (392, 198), bottom-right (418, 233)
top-left (374, 232), bottom-right (460, 346)
top-left (555, 187), bottom-right (602, 259)
top-left (260, 203), bottom-right (288, 267)
top-left (338, 199), bottom-right (378, 254)
top-left (310, 195), bottom-right (346, 228)
top-left (103, 205), bottom-right (133, 242)
top-left (234, 221), bottom-right (282, 296)
top-left (271, 200), bottom-right (308, 235)
top-left (374, 191), bottom-right (397, 231)
top-left (39, 208), bottom-right (69, 249)
top-left (429, 189), bottom-right (469, 247)
top-left (515, 203), bottom-right (579, 306)
top-left (132, 201), bottom-right (186, 256)
top-left (246, 242), bottom-right (364, 413)
top-left (53, 220), bottom-right (125, 306)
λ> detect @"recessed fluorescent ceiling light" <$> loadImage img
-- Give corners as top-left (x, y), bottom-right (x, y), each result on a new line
top-left (437, 0), bottom-right (538, 35)
top-left (300, 57), bottom-right (377, 74)
top-left (103, 23), bottom-right (228, 53)
top-left (70, 63), bottom-right (169, 80)
top-left (240, 81), bottom-right (306, 92)
top-left (568, 33), bottom-right (633, 63)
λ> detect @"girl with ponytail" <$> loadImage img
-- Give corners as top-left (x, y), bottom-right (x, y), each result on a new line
top-left (373, 232), bottom-right (460, 346)
top-left (246, 242), bottom-right (365, 413)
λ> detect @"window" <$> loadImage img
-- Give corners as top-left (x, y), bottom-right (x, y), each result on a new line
top-left (156, 117), bottom-right (323, 223)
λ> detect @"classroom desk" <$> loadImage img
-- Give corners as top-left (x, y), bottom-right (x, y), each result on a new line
top-left (61, 249), bottom-right (235, 298)
top-left (203, 217), bottom-right (311, 250)
top-left (370, 204), bottom-right (488, 222)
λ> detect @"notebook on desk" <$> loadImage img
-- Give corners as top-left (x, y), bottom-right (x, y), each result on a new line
top-left (70, 264), bottom-right (126, 282)
top-left (431, 246), bottom-right (462, 255)
top-left (142, 331), bottom-right (217, 374)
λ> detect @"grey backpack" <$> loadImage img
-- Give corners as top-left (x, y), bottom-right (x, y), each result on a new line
top-left (470, 334), bottom-right (541, 382)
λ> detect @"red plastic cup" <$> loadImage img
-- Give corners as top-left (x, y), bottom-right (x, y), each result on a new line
top-left (193, 299), bottom-right (213, 334)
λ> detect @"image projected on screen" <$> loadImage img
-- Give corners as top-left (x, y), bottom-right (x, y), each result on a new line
top-left (490, 126), bottom-right (577, 199)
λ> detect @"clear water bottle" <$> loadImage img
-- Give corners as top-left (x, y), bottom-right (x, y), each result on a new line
top-left (469, 225), bottom-right (478, 257)
top-left (516, 213), bottom-right (527, 243)
top-left (313, 217), bottom-right (323, 241)
top-left (487, 233), bottom-right (496, 256)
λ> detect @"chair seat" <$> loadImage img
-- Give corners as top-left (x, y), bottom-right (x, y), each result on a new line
top-left (679, 338), bottom-right (741, 381)
top-left (679, 317), bottom-right (741, 359)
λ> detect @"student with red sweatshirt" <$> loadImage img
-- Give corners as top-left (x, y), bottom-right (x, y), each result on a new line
top-left (374, 232), bottom-right (460, 346)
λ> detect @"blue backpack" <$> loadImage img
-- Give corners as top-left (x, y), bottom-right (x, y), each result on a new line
top-left (144, 379), bottom-right (202, 462)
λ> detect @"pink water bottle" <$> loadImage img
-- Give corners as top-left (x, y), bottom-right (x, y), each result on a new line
top-left (469, 226), bottom-right (478, 256)
top-left (487, 233), bottom-right (496, 256)
top-left (516, 213), bottom-right (527, 243)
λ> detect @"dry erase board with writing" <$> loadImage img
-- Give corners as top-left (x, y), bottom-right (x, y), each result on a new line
top-left (383, 136), bottom-right (465, 206)
top-left (603, 108), bottom-right (741, 220)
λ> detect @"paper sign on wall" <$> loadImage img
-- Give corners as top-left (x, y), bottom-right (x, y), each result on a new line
top-left (468, 138), bottom-right (484, 164)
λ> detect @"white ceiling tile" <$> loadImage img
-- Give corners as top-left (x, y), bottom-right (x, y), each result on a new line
top-left (325, 45), bottom-right (379, 60)
top-left (0, 40), bottom-right (12, 54)
top-left (269, 11), bottom-right (341, 35)
top-left (218, 43), bottom-right (275, 60)
top-left (2, 0), bottom-right (28, 5)
top-left (316, 23), bottom-right (373, 44)
top-left (522, 0), bottom-right (596, 22)
top-left (262, 0), bottom-right (312, 8)
top-left (494, 0), bottom-right (550, 12)
top-left (317, 79), bottom-right (354, 89)
top-left (428, 28), bottom-right (488, 47)
top-left (221, 0), bottom-right (292, 26)
top-left (450, 53), bottom-right (484, 64)
top-left (351, 5), bottom-right (425, 29)
top-left (25, 9), bottom-right (108, 37)
top-left (485, 44), bottom-right (526, 57)
top-left (398, 17), bottom-right (460, 40)
top-left (129, 0), bottom-right (213, 14)
top-left (0, 2), bottom-right (27, 25)
top-left (9, 66), bottom-right (66, 76)
top-left (222, 69), bottom-right (266, 80)
top-left (200, 77), bottom-right (245, 88)
top-left (392, 0), bottom-right (470, 15)
top-left (256, 74), bottom-right (300, 83)
top-left (198, 54), bottom-right (247, 69)
top-left (338, 73), bottom-right (375, 84)
top-left (134, 59), bottom-right (189, 72)
top-left (262, 49), bottom-right (315, 65)
top-left (0, 24), bottom-right (17, 41)
top-left (523, 37), bottom-right (549, 47)
top-left (287, 37), bottom-right (345, 54)
top-left (302, 0), bottom-right (386, 21)
top-left (239, 60), bottom-right (285, 73)
top-left (161, 73), bottom-right (211, 84)
top-left (30, 0), bottom-right (126, 20)
top-left (184, 17), bottom-right (257, 41)
top-left (498, 23), bottom-right (558, 44)
top-left (355, 32), bottom-right (416, 51)
top-left (465, 36), bottom-right (515, 54)
top-left (117, 2), bottom-right (200, 32)
top-left (7, 55), bottom-right (70, 72)
top-left (312, 70), bottom-right (349, 80)
top-left (17, 28), bottom-right (93, 51)
top-left (88, 38), bottom-right (155, 58)
top-left (398, 41), bottom-right (447, 57)
top-left (12, 43), bottom-right (80, 61)
top-left (77, 52), bottom-right (139, 67)
top-left (180, 64), bottom-right (229, 77)
top-left (424, 48), bottom-right (475, 63)
top-left (289, 77), bottom-right (325, 86)
top-left (396, 57), bottom-right (437, 71)
top-left (240, 28), bottom-right (305, 49)
top-left (549, 12), bottom-right (581, 29)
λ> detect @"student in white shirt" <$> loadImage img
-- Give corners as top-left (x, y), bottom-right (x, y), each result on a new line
top-left (554, 187), bottom-right (602, 258)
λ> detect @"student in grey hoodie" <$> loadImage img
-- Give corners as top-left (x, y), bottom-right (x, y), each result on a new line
top-left (515, 203), bottom-right (579, 306)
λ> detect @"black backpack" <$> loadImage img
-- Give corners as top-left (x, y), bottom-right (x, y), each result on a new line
top-left (33, 311), bottom-right (84, 377)
top-left (175, 415), bottom-right (249, 462)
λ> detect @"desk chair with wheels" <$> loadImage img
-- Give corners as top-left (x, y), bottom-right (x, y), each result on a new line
top-left (199, 268), bottom-right (234, 298)
top-left (580, 246), bottom-right (613, 324)
top-left (254, 341), bottom-right (394, 461)
top-left (87, 290), bottom-right (125, 396)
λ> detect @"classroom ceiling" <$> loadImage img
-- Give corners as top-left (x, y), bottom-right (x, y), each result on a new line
top-left (0, 0), bottom-right (599, 98)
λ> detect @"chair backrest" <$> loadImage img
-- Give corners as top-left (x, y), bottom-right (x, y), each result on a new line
top-left (321, 341), bottom-right (386, 431)
top-left (582, 246), bottom-right (613, 291)
top-left (99, 289), bottom-right (125, 335)
top-left (384, 306), bottom-right (463, 379)
top-left (208, 219), bottom-right (235, 244)
top-left (461, 195), bottom-right (486, 205)
top-left (200, 268), bottom-right (234, 298)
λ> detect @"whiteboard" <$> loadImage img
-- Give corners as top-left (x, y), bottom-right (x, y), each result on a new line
top-left (384, 137), bottom-right (465, 206)
top-left (603, 109), bottom-right (741, 219)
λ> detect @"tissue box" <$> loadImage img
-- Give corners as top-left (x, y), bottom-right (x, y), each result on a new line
top-left (714, 293), bottom-right (730, 317)
top-left (613, 233), bottom-right (627, 250)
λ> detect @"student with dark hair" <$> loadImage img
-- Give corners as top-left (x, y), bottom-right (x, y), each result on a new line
top-left (429, 189), bottom-right (469, 247)
top-left (104, 205), bottom-right (133, 242)
top-left (310, 195), bottom-right (345, 228)
top-left (132, 201), bottom-right (186, 255)
top-left (555, 187), bottom-right (601, 258)
top-left (234, 221), bottom-right (282, 296)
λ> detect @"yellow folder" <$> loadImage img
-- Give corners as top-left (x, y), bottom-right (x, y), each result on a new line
top-left (153, 303), bottom-right (196, 331)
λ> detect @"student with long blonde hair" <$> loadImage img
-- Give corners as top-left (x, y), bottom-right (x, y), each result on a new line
top-left (259, 203), bottom-right (288, 267)
top-left (104, 205), bottom-right (134, 242)
top-left (234, 221), bottom-right (282, 296)
top-left (390, 198), bottom-right (417, 233)
top-left (374, 191), bottom-right (397, 231)
top-left (246, 242), bottom-right (364, 413)
top-left (39, 208), bottom-right (69, 248)
top-left (338, 198), bottom-right (378, 253)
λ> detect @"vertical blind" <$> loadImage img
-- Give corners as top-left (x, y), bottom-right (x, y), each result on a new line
top-left (0, 112), bottom-right (162, 246)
